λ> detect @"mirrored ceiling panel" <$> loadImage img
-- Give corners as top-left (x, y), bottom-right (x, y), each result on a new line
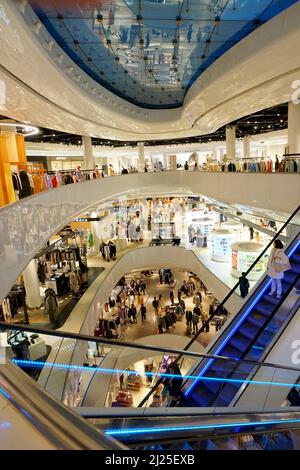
top-left (29, 0), bottom-right (298, 109)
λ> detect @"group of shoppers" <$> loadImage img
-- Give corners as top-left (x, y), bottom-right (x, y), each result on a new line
top-left (99, 240), bottom-right (117, 262)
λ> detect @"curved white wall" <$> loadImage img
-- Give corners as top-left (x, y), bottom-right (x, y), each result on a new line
top-left (0, 171), bottom-right (299, 302)
top-left (0, 1), bottom-right (300, 139)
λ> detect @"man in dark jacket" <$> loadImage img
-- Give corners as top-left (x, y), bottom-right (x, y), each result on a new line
top-left (239, 272), bottom-right (250, 298)
top-left (128, 304), bottom-right (137, 323)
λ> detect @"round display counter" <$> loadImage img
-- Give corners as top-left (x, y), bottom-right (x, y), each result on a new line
top-left (211, 229), bottom-right (235, 262)
top-left (190, 217), bottom-right (215, 235)
top-left (231, 242), bottom-right (268, 280)
top-left (222, 221), bottom-right (244, 240)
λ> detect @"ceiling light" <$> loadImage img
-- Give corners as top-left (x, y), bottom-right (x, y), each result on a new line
top-left (0, 123), bottom-right (39, 137)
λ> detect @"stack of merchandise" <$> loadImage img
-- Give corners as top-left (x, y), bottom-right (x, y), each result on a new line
top-left (113, 390), bottom-right (133, 407)
top-left (126, 374), bottom-right (142, 391)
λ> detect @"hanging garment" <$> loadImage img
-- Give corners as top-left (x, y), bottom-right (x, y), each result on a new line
top-left (19, 171), bottom-right (32, 198)
top-left (44, 290), bottom-right (58, 323)
top-left (1, 298), bottom-right (12, 322)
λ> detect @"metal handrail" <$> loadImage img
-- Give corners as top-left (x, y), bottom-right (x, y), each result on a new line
top-left (2, 319), bottom-right (300, 375)
top-left (0, 361), bottom-right (126, 450)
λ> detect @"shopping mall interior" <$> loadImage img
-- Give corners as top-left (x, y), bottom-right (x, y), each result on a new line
top-left (0, 0), bottom-right (300, 453)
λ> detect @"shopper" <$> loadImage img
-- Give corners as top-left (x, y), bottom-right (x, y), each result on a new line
top-left (186, 309), bottom-right (193, 326)
top-left (157, 314), bottom-right (164, 334)
top-left (152, 296), bottom-right (159, 315)
top-left (128, 303), bottom-right (137, 324)
top-left (164, 362), bottom-right (183, 407)
top-left (184, 161), bottom-right (189, 171)
top-left (108, 296), bottom-right (115, 309)
top-left (193, 291), bottom-right (202, 306)
top-left (201, 309), bottom-right (209, 332)
top-left (158, 294), bottom-right (164, 311)
top-left (239, 272), bottom-right (250, 298)
top-left (140, 302), bottom-right (147, 322)
top-left (170, 291), bottom-right (174, 304)
top-left (119, 373), bottom-right (124, 390)
top-left (267, 240), bottom-right (291, 298)
top-left (193, 162), bottom-right (199, 171)
top-left (192, 307), bottom-right (200, 333)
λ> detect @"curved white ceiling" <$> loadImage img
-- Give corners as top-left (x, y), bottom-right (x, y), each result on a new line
top-left (0, 0), bottom-right (299, 140)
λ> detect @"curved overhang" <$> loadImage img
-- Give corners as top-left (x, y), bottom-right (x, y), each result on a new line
top-left (0, 1), bottom-right (299, 140)
top-left (0, 171), bottom-right (299, 302)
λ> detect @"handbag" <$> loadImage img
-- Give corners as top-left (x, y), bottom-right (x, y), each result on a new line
top-left (274, 260), bottom-right (291, 273)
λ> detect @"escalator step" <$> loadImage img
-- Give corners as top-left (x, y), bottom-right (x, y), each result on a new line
top-left (202, 375), bottom-right (223, 394)
top-left (220, 345), bottom-right (242, 360)
top-left (255, 303), bottom-right (274, 316)
top-left (239, 323), bottom-right (260, 339)
top-left (247, 313), bottom-right (267, 328)
top-left (215, 383), bottom-right (241, 405)
top-left (290, 263), bottom-right (300, 273)
top-left (182, 442), bottom-right (194, 451)
top-left (230, 335), bottom-right (252, 353)
top-left (191, 385), bottom-right (214, 406)
top-left (245, 347), bottom-right (264, 362)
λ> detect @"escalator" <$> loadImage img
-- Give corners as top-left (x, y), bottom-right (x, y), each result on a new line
top-left (79, 408), bottom-right (300, 450)
top-left (182, 235), bottom-right (300, 407)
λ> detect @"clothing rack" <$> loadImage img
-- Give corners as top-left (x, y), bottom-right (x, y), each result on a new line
top-left (283, 157), bottom-right (300, 160)
top-left (35, 232), bottom-right (75, 259)
top-left (46, 168), bottom-right (100, 174)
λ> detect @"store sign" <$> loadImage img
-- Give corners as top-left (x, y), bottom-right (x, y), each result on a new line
top-left (74, 217), bottom-right (102, 222)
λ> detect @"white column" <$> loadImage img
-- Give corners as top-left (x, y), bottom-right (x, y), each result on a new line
top-left (243, 135), bottom-right (251, 159)
top-left (162, 152), bottom-right (168, 170)
top-left (226, 125), bottom-right (236, 160)
top-left (212, 144), bottom-right (219, 161)
top-left (101, 156), bottom-right (108, 176)
top-left (83, 136), bottom-right (94, 170)
top-left (23, 259), bottom-right (42, 309)
top-left (169, 154), bottom-right (177, 171)
top-left (138, 142), bottom-right (145, 171)
top-left (288, 101), bottom-right (300, 154)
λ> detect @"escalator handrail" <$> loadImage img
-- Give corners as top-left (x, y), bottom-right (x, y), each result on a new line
top-left (138, 206), bottom-right (300, 406)
top-left (2, 319), bottom-right (300, 376)
top-left (0, 361), bottom-right (126, 450)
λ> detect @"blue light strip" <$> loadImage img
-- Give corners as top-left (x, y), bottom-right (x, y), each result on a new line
top-left (12, 359), bottom-right (300, 390)
top-left (185, 238), bottom-right (300, 396)
top-left (105, 418), bottom-right (300, 437)
top-left (0, 386), bottom-right (11, 400)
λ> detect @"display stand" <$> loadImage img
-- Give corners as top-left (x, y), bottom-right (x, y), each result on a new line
top-left (211, 229), bottom-right (235, 262)
top-left (231, 241), bottom-right (268, 280)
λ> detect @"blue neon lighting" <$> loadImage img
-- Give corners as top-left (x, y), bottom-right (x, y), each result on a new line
top-left (185, 238), bottom-right (300, 396)
top-left (0, 386), bottom-right (11, 400)
top-left (105, 418), bottom-right (300, 437)
top-left (12, 359), bottom-right (300, 390)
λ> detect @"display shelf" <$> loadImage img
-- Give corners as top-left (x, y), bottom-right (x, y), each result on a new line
top-left (211, 229), bottom-right (235, 262)
top-left (231, 242), bottom-right (269, 280)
